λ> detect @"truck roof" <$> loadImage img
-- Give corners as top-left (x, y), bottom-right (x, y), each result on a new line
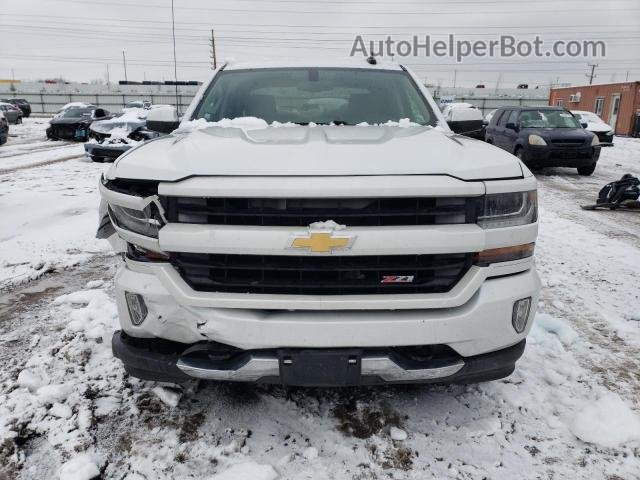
top-left (223, 59), bottom-right (404, 71)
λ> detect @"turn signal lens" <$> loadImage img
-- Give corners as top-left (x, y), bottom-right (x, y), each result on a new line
top-left (474, 243), bottom-right (535, 267)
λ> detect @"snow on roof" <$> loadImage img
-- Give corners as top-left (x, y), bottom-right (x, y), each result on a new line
top-left (223, 58), bottom-right (404, 71)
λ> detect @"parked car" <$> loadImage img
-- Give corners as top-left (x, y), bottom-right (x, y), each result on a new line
top-left (480, 109), bottom-right (497, 140)
top-left (0, 102), bottom-right (23, 124)
top-left (46, 106), bottom-right (112, 141)
top-left (54, 102), bottom-right (96, 118)
top-left (442, 102), bottom-right (484, 139)
top-left (485, 106), bottom-right (601, 175)
top-left (124, 100), bottom-right (151, 109)
top-left (84, 108), bottom-right (161, 162)
top-left (0, 111), bottom-right (8, 145)
top-left (98, 60), bottom-right (540, 387)
top-left (1, 98), bottom-right (31, 117)
top-left (571, 110), bottom-right (614, 146)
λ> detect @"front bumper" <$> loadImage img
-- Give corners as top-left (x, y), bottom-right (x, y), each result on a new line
top-left (112, 330), bottom-right (526, 386)
top-left (525, 144), bottom-right (600, 167)
top-left (114, 260), bottom-right (540, 357)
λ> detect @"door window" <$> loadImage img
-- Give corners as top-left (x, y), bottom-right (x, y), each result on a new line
top-left (594, 97), bottom-right (604, 116)
top-left (497, 110), bottom-right (511, 127)
top-left (507, 110), bottom-right (519, 125)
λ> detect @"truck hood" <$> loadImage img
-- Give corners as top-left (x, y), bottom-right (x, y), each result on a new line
top-left (108, 125), bottom-right (523, 181)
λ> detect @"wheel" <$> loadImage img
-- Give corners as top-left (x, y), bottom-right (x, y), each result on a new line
top-left (15, 117), bottom-right (22, 124)
top-left (577, 163), bottom-right (597, 176)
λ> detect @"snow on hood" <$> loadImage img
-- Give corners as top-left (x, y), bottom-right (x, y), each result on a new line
top-left (174, 117), bottom-right (426, 134)
top-left (108, 124), bottom-right (524, 181)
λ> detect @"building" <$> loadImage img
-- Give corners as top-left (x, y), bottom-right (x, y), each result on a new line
top-left (549, 81), bottom-right (640, 136)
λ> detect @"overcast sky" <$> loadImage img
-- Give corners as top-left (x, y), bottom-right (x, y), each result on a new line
top-left (1, 0), bottom-right (639, 88)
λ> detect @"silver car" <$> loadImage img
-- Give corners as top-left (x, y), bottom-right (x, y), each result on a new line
top-left (0, 102), bottom-right (23, 124)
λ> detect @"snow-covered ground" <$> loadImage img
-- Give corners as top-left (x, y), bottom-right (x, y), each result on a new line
top-left (1, 128), bottom-right (639, 479)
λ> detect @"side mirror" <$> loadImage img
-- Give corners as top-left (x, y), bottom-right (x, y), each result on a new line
top-left (146, 106), bottom-right (180, 134)
top-left (581, 122), bottom-right (588, 129)
top-left (482, 119), bottom-right (489, 126)
top-left (505, 122), bottom-right (519, 131)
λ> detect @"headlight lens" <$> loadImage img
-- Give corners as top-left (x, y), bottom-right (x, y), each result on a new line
top-left (108, 204), bottom-right (163, 238)
top-left (478, 191), bottom-right (537, 229)
top-left (528, 134), bottom-right (547, 146)
top-left (591, 135), bottom-right (600, 146)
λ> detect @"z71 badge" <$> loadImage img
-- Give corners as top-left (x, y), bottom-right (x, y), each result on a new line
top-left (380, 275), bottom-right (415, 284)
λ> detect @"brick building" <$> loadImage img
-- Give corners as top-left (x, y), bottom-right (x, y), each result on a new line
top-left (549, 81), bottom-right (640, 136)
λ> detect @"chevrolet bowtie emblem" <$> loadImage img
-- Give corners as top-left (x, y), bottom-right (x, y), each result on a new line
top-left (290, 231), bottom-right (355, 253)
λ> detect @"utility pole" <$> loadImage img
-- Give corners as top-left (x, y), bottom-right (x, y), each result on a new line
top-left (105, 64), bottom-right (110, 86)
top-left (626, 70), bottom-right (630, 81)
top-left (494, 72), bottom-right (502, 93)
top-left (122, 50), bottom-right (128, 82)
top-left (586, 63), bottom-right (598, 85)
top-left (453, 69), bottom-right (457, 89)
top-left (210, 29), bottom-right (217, 69)
top-left (171, 0), bottom-right (179, 113)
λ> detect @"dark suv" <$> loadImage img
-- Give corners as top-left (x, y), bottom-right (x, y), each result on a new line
top-left (485, 106), bottom-right (601, 175)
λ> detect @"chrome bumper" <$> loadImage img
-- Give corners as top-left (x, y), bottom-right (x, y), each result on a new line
top-left (176, 354), bottom-right (464, 383)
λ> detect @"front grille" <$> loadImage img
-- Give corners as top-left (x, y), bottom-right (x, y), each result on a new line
top-left (163, 197), bottom-right (479, 226)
top-left (550, 148), bottom-right (591, 159)
top-left (52, 125), bottom-right (76, 138)
top-left (170, 252), bottom-right (473, 295)
top-left (550, 139), bottom-right (586, 146)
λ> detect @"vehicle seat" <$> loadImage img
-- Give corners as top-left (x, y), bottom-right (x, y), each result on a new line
top-left (243, 95), bottom-right (277, 123)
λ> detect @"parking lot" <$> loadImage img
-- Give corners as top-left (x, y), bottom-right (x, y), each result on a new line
top-left (0, 118), bottom-right (639, 479)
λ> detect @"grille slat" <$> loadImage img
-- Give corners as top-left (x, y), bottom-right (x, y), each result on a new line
top-left (163, 197), bottom-right (478, 227)
top-left (171, 253), bottom-right (472, 295)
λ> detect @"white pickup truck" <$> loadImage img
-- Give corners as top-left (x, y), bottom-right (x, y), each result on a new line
top-left (97, 60), bottom-right (540, 386)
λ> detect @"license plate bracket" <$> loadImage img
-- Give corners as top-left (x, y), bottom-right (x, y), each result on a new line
top-left (278, 349), bottom-right (362, 386)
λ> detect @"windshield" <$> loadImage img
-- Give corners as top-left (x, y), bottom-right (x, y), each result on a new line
top-left (575, 112), bottom-right (600, 123)
top-left (62, 107), bottom-right (93, 118)
top-left (519, 109), bottom-right (581, 129)
top-left (193, 68), bottom-right (436, 126)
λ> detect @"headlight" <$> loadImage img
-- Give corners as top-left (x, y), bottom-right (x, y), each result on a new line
top-left (478, 191), bottom-right (537, 229)
top-left (108, 204), bottom-right (163, 238)
top-left (606, 130), bottom-right (614, 136)
top-left (528, 134), bottom-right (547, 146)
top-left (591, 135), bottom-right (600, 146)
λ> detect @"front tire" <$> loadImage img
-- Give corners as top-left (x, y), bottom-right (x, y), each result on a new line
top-left (577, 163), bottom-right (597, 176)
top-left (15, 117), bottom-right (22, 125)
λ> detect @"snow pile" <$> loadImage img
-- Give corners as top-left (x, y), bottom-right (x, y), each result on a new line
top-left (308, 220), bottom-right (346, 231)
top-left (175, 117), bottom-right (425, 134)
top-left (356, 118), bottom-right (422, 127)
top-left (534, 312), bottom-right (579, 346)
top-left (58, 454), bottom-right (100, 480)
top-left (570, 393), bottom-right (640, 448)
top-left (174, 117), bottom-right (269, 134)
top-left (0, 158), bottom-right (111, 290)
top-left (211, 461), bottom-right (278, 480)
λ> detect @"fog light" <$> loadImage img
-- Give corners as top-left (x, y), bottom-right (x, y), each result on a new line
top-left (125, 292), bottom-right (148, 326)
top-left (512, 297), bottom-right (532, 333)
